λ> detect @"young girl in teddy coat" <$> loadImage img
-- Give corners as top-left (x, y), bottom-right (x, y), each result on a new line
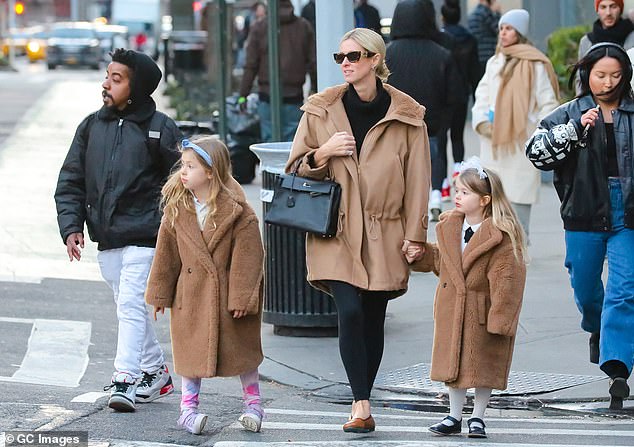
top-left (145, 136), bottom-right (265, 435)
top-left (412, 157), bottom-right (527, 439)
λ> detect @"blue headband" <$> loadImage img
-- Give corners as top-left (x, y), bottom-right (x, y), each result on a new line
top-left (182, 139), bottom-right (213, 167)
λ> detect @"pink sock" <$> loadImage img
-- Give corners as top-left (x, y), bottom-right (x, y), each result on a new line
top-left (181, 376), bottom-right (201, 412)
top-left (239, 369), bottom-right (262, 415)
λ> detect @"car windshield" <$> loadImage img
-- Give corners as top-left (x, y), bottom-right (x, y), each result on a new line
top-left (51, 28), bottom-right (95, 39)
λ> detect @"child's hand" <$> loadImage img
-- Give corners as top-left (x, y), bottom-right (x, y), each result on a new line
top-left (402, 240), bottom-right (425, 264)
top-left (232, 309), bottom-right (247, 319)
top-left (153, 306), bottom-right (165, 321)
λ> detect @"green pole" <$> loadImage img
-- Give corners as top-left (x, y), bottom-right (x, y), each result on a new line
top-left (215, 0), bottom-right (228, 141)
top-left (267, 0), bottom-right (282, 141)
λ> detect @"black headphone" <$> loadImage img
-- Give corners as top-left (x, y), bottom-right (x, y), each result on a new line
top-left (578, 42), bottom-right (633, 87)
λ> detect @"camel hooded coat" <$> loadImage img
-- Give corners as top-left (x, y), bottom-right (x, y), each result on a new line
top-left (145, 180), bottom-right (264, 378)
top-left (413, 210), bottom-right (526, 390)
top-left (285, 82), bottom-right (431, 295)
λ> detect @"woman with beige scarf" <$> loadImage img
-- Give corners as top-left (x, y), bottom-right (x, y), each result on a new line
top-left (472, 9), bottom-right (559, 237)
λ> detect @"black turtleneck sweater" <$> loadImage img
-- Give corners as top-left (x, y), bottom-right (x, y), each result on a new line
top-left (342, 79), bottom-right (391, 156)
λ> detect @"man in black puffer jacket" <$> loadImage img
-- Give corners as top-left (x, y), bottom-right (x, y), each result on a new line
top-left (55, 48), bottom-right (182, 412)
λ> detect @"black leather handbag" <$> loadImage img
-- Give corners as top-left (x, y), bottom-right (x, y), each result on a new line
top-left (265, 172), bottom-right (341, 237)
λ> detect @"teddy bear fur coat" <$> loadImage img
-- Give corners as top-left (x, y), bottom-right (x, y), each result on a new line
top-left (413, 210), bottom-right (526, 390)
top-left (145, 178), bottom-right (264, 379)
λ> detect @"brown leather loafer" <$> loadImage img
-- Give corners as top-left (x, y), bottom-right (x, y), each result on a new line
top-left (343, 415), bottom-right (375, 433)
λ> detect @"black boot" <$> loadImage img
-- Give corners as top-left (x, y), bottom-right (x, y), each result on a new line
top-left (608, 377), bottom-right (630, 410)
top-left (589, 332), bottom-right (600, 364)
top-left (602, 360), bottom-right (631, 410)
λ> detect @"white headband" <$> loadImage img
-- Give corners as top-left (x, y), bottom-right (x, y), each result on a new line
top-left (459, 156), bottom-right (488, 179)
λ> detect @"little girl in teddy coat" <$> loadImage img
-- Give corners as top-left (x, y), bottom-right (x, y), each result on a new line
top-left (411, 157), bottom-right (527, 439)
top-left (146, 136), bottom-right (265, 435)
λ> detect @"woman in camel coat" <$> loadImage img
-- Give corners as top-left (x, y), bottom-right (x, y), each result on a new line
top-left (285, 28), bottom-right (431, 432)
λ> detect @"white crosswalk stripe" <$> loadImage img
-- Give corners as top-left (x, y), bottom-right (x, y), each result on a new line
top-left (216, 407), bottom-right (634, 446)
top-left (264, 408), bottom-right (634, 425)
top-left (0, 317), bottom-right (91, 387)
top-left (215, 443), bottom-right (631, 447)
top-left (89, 442), bottom-right (193, 447)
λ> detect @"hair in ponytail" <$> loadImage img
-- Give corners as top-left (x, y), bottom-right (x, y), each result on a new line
top-left (457, 167), bottom-right (527, 262)
top-left (341, 27), bottom-right (390, 81)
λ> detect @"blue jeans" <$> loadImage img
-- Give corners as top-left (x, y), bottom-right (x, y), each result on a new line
top-left (564, 178), bottom-right (634, 374)
top-left (257, 101), bottom-right (303, 142)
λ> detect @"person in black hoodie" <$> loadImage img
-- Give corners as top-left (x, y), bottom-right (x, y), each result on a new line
top-left (55, 48), bottom-right (182, 412)
top-left (437, 0), bottom-right (480, 199)
top-left (386, 0), bottom-right (461, 221)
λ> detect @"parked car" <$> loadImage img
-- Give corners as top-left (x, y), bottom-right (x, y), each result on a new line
top-left (26, 30), bottom-right (49, 63)
top-left (46, 22), bottom-right (101, 70)
top-left (95, 24), bottom-right (128, 62)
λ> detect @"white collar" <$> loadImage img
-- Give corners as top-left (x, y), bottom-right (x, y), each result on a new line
top-left (462, 218), bottom-right (482, 233)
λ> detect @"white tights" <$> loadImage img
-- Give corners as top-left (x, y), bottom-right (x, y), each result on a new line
top-left (444, 387), bottom-right (492, 426)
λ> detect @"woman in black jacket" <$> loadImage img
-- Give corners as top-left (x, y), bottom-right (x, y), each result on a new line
top-left (386, 0), bottom-right (461, 221)
top-left (526, 42), bottom-right (634, 410)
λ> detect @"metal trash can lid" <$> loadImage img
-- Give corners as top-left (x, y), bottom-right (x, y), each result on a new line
top-left (250, 142), bottom-right (292, 174)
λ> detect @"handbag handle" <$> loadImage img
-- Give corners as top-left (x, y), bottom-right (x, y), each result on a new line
top-left (287, 158), bottom-right (303, 193)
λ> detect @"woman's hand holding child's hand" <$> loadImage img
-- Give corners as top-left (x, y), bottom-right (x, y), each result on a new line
top-left (402, 240), bottom-right (425, 264)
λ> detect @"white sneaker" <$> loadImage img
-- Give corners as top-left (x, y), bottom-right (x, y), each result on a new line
top-left (239, 409), bottom-right (263, 432)
top-left (104, 372), bottom-right (137, 412)
top-left (136, 364), bottom-right (174, 403)
top-left (178, 409), bottom-right (208, 435)
top-left (429, 189), bottom-right (442, 222)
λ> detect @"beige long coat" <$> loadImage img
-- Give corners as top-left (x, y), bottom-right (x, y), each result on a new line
top-left (285, 82), bottom-right (431, 295)
top-left (145, 180), bottom-right (264, 378)
top-left (413, 210), bottom-right (526, 390)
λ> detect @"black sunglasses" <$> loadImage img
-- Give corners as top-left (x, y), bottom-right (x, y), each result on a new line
top-left (333, 50), bottom-right (376, 64)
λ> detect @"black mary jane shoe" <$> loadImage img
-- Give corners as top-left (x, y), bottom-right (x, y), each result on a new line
top-left (428, 416), bottom-right (461, 436)
top-left (467, 417), bottom-right (487, 438)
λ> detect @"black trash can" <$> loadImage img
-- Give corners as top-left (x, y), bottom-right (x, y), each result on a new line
top-left (168, 30), bottom-right (207, 72)
top-left (250, 142), bottom-right (338, 337)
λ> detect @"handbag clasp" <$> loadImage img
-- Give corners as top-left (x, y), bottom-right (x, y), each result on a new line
top-left (286, 195), bottom-right (295, 207)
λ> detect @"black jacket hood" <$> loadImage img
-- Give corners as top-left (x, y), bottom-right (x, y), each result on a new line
top-left (390, 0), bottom-right (437, 40)
top-left (111, 49), bottom-right (162, 112)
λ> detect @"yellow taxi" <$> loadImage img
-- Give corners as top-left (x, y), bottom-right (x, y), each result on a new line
top-left (26, 30), bottom-right (49, 62)
top-left (1, 26), bottom-right (44, 57)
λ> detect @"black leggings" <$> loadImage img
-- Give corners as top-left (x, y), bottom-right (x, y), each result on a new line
top-left (328, 281), bottom-right (390, 401)
top-left (437, 101), bottom-right (468, 170)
